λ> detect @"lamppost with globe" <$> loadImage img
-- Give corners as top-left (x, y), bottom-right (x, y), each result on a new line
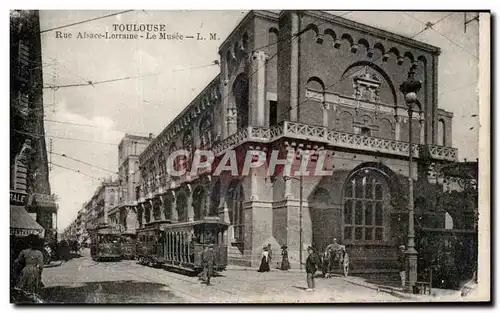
top-left (399, 65), bottom-right (422, 293)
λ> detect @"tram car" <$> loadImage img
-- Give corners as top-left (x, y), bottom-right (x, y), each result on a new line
top-left (135, 217), bottom-right (229, 274)
top-left (120, 230), bottom-right (137, 260)
top-left (89, 224), bottom-right (122, 262)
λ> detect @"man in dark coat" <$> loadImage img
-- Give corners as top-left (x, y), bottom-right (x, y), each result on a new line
top-left (201, 244), bottom-right (216, 286)
top-left (303, 246), bottom-right (321, 291)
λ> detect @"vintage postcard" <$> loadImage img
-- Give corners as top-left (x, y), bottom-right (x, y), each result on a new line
top-left (9, 9), bottom-right (490, 304)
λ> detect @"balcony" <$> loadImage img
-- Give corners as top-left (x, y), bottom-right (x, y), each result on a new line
top-left (211, 121), bottom-right (457, 162)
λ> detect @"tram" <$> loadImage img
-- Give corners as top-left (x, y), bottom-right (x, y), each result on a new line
top-left (89, 224), bottom-right (122, 261)
top-left (120, 230), bottom-right (137, 260)
top-left (135, 217), bottom-right (229, 274)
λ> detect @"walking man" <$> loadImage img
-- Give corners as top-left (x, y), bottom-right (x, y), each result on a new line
top-left (202, 244), bottom-right (215, 286)
top-left (398, 245), bottom-right (406, 290)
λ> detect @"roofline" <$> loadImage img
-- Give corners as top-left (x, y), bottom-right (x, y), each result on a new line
top-left (218, 10), bottom-right (279, 54)
top-left (140, 73), bottom-right (221, 162)
top-left (301, 11), bottom-right (441, 55)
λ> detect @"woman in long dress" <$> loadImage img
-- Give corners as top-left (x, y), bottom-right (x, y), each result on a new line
top-left (16, 234), bottom-right (44, 295)
top-left (280, 245), bottom-right (290, 270)
top-left (257, 247), bottom-right (270, 272)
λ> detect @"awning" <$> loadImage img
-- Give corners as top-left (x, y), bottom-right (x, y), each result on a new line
top-left (10, 205), bottom-right (45, 237)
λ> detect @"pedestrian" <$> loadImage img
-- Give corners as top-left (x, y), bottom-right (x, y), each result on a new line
top-left (267, 243), bottom-right (273, 268)
top-left (257, 246), bottom-right (270, 272)
top-left (201, 244), bottom-right (215, 286)
top-left (280, 245), bottom-right (290, 271)
top-left (15, 234), bottom-right (44, 295)
top-left (398, 245), bottom-right (406, 290)
top-left (303, 246), bottom-right (320, 292)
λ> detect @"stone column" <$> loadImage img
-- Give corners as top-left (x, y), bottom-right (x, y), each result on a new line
top-left (289, 12), bottom-right (300, 122)
top-left (253, 51), bottom-right (267, 127)
top-left (395, 115), bottom-right (402, 141)
top-left (187, 192), bottom-right (194, 222)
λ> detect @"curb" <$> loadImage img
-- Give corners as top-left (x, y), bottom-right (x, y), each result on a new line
top-left (342, 277), bottom-right (429, 301)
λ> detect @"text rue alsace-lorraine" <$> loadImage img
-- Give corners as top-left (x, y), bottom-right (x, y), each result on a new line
top-left (55, 23), bottom-right (219, 41)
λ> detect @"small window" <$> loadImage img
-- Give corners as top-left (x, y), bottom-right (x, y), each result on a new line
top-left (269, 101), bottom-right (278, 126)
top-left (361, 127), bottom-right (371, 136)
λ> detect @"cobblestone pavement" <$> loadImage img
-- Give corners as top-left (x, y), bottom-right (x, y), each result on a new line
top-left (41, 250), bottom-right (401, 303)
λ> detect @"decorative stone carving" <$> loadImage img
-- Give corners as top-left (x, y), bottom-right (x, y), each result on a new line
top-left (382, 53), bottom-right (390, 62)
top-left (367, 49), bottom-right (374, 58)
top-left (352, 72), bottom-right (382, 103)
top-left (226, 107), bottom-right (237, 124)
top-left (397, 56), bottom-right (404, 65)
top-left (333, 39), bottom-right (341, 48)
top-left (350, 44), bottom-right (359, 53)
top-left (315, 34), bottom-right (324, 44)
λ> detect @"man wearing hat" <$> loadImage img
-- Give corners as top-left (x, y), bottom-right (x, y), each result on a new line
top-left (398, 245), bottom-right (406, 290)
top-left (201, 243), bottom-right (216, 286)
top-left (302, 246), bottom-right (321, 291)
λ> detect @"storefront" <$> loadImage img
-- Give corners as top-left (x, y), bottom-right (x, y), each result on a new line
top-left (27, 193), bottom-right (58, 244)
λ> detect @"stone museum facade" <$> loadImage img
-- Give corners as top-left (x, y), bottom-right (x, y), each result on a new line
top-left (134, 10), bottom-right (458, 270)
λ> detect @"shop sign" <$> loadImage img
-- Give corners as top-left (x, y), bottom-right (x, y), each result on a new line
top-left (10, 190), bottom-right (27, 206)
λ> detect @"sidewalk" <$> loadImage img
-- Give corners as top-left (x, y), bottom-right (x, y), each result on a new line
top-left (225, 264), bottom-right (461, 302)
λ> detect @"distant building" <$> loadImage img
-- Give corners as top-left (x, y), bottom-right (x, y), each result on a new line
top-left (85, 179), bottom-right (120, 230)
top-left (108, 134), bottom-right (153, 232)
top-left (10, 10), bottom-right (58, 243)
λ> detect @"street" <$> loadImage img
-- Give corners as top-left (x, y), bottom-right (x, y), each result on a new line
top-left (41, 249), bottom-right (401, 303)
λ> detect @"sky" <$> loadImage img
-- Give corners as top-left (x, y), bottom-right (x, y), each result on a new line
top-left (37, 10), bottom-right (480, 231)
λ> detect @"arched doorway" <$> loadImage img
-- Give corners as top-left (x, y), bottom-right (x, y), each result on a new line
top-left (309, 188), bottom-right (333, 251)
top-left (227, 179), bottom-right (244, 243)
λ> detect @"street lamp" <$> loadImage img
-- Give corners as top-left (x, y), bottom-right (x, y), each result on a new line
top-left (399, 66), bottom-right (422, 293)
top-left (283, 175), bottom-right (304, 270)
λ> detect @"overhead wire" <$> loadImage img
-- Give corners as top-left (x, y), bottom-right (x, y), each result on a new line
top-left (51, 162), bottom-right (102, 181)
top-left (14, 129), bottom-right (119, 146)
top-left (40, 10), bottom-right (135, 34)
top-left (50, 151), bottom-right (118, 174)
top-left (404, 12), bottom-right (478, 60)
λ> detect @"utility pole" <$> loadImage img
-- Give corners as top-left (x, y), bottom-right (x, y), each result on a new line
top-left (49, 138), bottom-right (53, 171)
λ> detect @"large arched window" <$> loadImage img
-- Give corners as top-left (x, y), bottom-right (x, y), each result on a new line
top-left (438, 119), bottom-right (445, 146)
top-left (199, 117), bottom-right (212, 148)
top-left (227, 180), bottom-right (244, 242)
top-left (158, 152), bottom-right (166, 181)
top-left (176, 193), bottom-right (188, 222)
top-left (343, 169), bottom-right (387, 242)
top-left (148, 160), bottom-right (156, 190)
top-left (193, 187), bottom-right (206, 220)
top-left (233, 74), bottom-right (249, 130)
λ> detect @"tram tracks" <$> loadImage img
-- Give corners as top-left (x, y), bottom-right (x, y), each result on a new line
top-left (117, 261), bottom-right (242, 303)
